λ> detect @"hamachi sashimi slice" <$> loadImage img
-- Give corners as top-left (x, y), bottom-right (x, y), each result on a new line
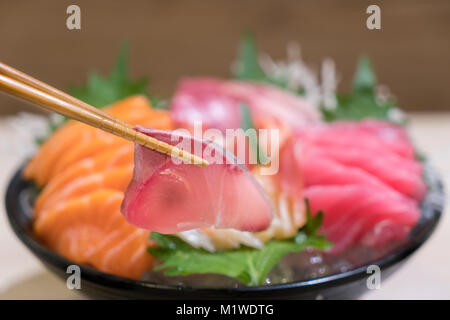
top-left (121, 127), bottom-right (274, 233)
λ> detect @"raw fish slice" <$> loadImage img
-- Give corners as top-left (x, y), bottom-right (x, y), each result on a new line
top-left (304, 185), bottom-right (417, 232)
top-left (299, 143), bottom-right (425, 200)
top-left (48, 136), bottom-right (126, 181)
top-left (37, 165), bottom-right (133, 215)
top-left (295, 124), bottom-right (415, 160)
top-left (141, 111), bottom-right (174, 130)
top-left (24, 122), bottom-right (92, 186)
top-left (324, 120), bottom-right (415, 159)
top-left (278, 137), bottom-right (304, 197)
top-left (304, 185), bottom-right (419, 254)
top-left (170, 78), bottom-right (320, 133)
top-left (170, 78), bottom-right (242, 132)
top-left (333, 120), bottom-right (411, 146)
top-left (34, 144), bottom-right (134, 214)
top-left (105, 95), bottom-right (159, 125)
top-left (223, 80), bottom-right (321, 128)
top-left (34, 189), bottom-right (153, 279)
top-left (359, 221), bottom-right (411, 250)
top-left (298, 149), bottom-right (399, 192)
top-left (323, 186), bottom-right (417, 235)
top-left (95, 228), bottom-right (149, 276)
top-left (121, 127), bottom-right (274, 233)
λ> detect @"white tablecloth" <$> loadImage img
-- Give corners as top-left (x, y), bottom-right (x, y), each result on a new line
top-left (0, 112), bottom-right (449, 299)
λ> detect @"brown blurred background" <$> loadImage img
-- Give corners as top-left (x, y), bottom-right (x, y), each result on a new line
top-left (0, 0), bottom-right (449, 115)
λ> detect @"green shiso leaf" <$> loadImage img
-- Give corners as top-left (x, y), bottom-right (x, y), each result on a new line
top-left (321, 56), bottom-right (396, 122)
top-left (234, 33), bottom-right (266, 81)
top-left (69, 42), bottom-right (158, 108)
top-left (233, 33), bottom-right (293, 91)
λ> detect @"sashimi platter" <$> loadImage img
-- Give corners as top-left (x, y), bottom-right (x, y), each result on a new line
top-left (6, 37), bottom-right (444, 298)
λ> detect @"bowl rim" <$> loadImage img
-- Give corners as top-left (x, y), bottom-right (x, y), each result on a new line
top-left (5, 165), bottom-right (445, 294)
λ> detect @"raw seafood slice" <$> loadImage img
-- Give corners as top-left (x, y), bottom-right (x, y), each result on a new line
top-left (304, 185), bottom-right (420, 254)
top-left (298, 150), bottom-right (400, 192)
top-left (36, 165), bottom-right (133, 215)
top-left (34, 189), bottom-right (153, 279)
top-left (287, 120), bottom-right (425, 253)
top-left (293, 120), bottom-right (425, 201)
top-left (34, 144), bottom-right (134, 213)
top-left (121, 127), bottom-right (274, 233)
top-left (298, 144), bottom-right (425, 200)
top-left (294, 122), bottom-right (415, 160)
top-left (170, 78), bottom-right (320, 134)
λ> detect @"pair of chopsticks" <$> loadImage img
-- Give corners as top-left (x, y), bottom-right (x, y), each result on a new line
top-left (0, 62), bottom-right (208, 167)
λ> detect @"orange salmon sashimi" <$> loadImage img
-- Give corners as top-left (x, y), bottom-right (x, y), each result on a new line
top-left (34, 189), bottom-right (153, 279)
top-left (24, 122), bottom-right (94, 186)
top-left (47, 136), bottom-right (128, 182)
top-left (34, 144), bottom-right (134, 214)
top-left (36, 165), bottom-right (134, 216)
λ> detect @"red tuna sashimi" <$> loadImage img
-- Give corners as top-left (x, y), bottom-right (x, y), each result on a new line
top-left (325, 120), bottom-right (415, 159)
top-left (170, 77), bottom-right (320, 133)
top-left (293, 120), bottom-right (425, 200)
top-left (295, 123), bottom-right (415, 160)
top-left (297, 143), bottom-right (425, 200)
top-left (304, 185), bottom-right (420, 254)
top-left (333, 120), bottom-right (411, 146)
top-left (121, 127), bottom-right (274, 233)
top-left (298, 150), bottom-right (397, 191)
top-left (289, 120), bottom-right (424, 253)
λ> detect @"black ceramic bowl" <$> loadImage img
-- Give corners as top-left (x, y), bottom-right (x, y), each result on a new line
top-left (5, 165), bottom-right (445, 299)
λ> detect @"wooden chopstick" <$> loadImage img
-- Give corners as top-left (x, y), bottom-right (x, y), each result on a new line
top-left (0, 63), bottom-right (208, 167)
top-left (0, 62), bottom-right (130, 128)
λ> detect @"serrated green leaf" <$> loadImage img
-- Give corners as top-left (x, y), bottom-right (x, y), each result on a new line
top-left (303, 198), bottom-right (324, 237)
top-left (69, 43), bottom-right (152, 108)
top-left (321, 56), bottom-right (397, 122)
top-left (233, 34), bottom-right (296, 92)
top-left (234, 33), bottom-right (266, 81)
top-left (352, 56), bottom-right (376, 93)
